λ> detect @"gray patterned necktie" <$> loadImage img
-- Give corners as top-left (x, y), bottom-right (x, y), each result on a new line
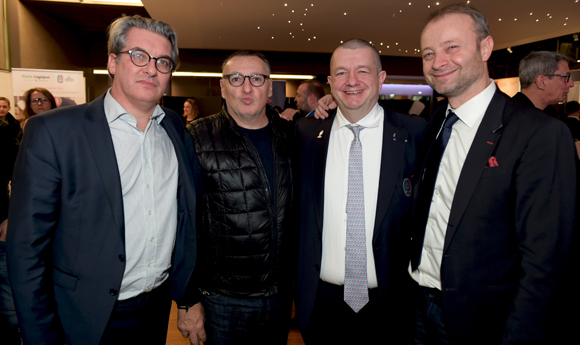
top-left (344, 124), bottom-right (368, 313)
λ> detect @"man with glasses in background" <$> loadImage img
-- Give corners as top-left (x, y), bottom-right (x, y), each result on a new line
top-left (7, 15), bottom-right (201, 345)
top-left (178, 50), bottom-right (295, 345)
top-left (513, 51), bottom-right (574, 118)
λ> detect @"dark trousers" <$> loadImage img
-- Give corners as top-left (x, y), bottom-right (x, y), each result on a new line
top-left (413, 285), bottom-right (449, 345)
top-left (100, 280), bottom-right (172, 345)
top-left (301, 280), bottom-right (385, 344)
top-left (201, 289), bottom-right (293, 345)
top-left (0, 241), bottom-right (20, 345)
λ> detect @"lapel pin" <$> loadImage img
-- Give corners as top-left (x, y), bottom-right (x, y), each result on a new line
top-left (393, 133), bottom-right (397, 141)
top-left (317, 130), bottom-right (324, 139)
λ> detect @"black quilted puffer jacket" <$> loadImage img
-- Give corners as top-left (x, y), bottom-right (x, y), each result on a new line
top-left (187, 105), bottom-right (295, 298)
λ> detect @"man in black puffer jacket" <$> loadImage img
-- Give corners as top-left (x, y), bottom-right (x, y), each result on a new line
top-left (177, 50), bottom-right (295, 345)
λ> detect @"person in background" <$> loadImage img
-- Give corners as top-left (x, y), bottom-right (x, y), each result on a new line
top-left (21, 87), bottom-right (57, 130)
top-left (7, 15), bottom-right (201, 345)
top-left (280, 80), bottom-right (325, 121)
top-left (513, 51), bottom-right (574, 119)
top-left (183, 98), bottom-right (200, 127)
top-left (0, 96), bottom-right (21, 345)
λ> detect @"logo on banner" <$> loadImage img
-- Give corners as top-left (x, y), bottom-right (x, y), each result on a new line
top-left (57, 75), bottom-right (63, 83)
top-left (65, 76), bottom-right (75, 82)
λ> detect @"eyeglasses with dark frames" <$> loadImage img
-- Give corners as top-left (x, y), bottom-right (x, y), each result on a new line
top-left (31, 97), bottom-right (49, 104)
top-left (119, 49), bottom-right (175, 74)
top-left (223, 73), bottom-right (270, 87)
top-left (545, 73), bottom-right (572, 83)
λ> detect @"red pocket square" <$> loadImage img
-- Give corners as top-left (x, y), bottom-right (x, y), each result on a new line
top-left (485, 156), bottom-right (499, 168)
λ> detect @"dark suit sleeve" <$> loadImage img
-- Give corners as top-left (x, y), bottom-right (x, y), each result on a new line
top-left (6, 117), bottom-right (65, 344)
top-left (505, 119), bottom-right (576, 343)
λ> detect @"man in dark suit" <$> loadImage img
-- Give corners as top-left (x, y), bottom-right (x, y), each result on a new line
top-left (409, 4), bottom-right (576, 345)
top-left (295, 39), bottom-right (427, 344)
top-left (512, 51), bottom-right (574, 119)
top-left (6, 16), bottom-right (204, 345)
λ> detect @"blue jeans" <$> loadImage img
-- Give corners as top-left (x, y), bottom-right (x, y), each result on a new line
top-left (200, 289), bottom-right (292, 345)
top-left (413, 286), bottom-right (449, 345)
top-left (0, 241), bottom-right (21, 345)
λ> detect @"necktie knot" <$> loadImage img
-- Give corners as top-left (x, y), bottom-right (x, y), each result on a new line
top-left (346, 124), bottom-right (364, 138)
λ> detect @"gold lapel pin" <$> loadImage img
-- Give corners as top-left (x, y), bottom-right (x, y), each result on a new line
top-left (317, 130), bottom-right (324, 139)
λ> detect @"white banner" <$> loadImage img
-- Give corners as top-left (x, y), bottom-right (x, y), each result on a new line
top-left (11, 68), bottom-right (86, 120)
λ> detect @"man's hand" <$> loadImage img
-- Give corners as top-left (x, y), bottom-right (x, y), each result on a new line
top-left (0, 219), bottom-right (7, 242)
top-left (280, 108), bottom-right (299, 121)
top-left (314, 95), bottom-right (336, 120)
top-left (177, 302), bottom-right (207, 345)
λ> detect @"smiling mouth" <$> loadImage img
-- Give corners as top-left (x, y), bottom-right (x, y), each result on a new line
top-left (345, 91), bottom-right (363, 95)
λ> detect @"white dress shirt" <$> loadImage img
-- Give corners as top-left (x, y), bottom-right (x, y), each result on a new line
top-left (410, 81), bottom-right (496, 290)
top-left (320, 103), bottom-right (384, 288)
top-left (104, 90), bottom-right (178, 300)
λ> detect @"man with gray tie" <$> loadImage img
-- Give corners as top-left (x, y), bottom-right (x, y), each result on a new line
top-left (295, 39), bottom-right (427, 344)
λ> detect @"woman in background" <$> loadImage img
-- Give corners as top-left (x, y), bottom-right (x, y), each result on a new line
top-left (21, 88), bottom-right (57, 131)
top-left (182, 98), bottom-right (200, 127)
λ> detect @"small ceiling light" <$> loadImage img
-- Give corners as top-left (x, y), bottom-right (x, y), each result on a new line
top-left (409, 2), bottom-right (411, 5)
top-left (499, 18), bottom-right (502, 21)
top-left (272, 37), bottom-right (274, 39)
top-left (313, 36), bottom-right (316, 39)
top-left (428, 5), bottom-right (430, 8)
top-left (536, 19), bottom-right (539, 22)
top-left (341, 41), bottom-right (343, 43)
top-left (400, 10), bottom-right (403, 12)
top-left (300, 23), bottom-right (303, 25)
top-left (308, 38), bottom-right (311, 41)
top-left (436, 2), bottom-right (440, 5)
top-left (514, 18), bottom-right (517, 21)
top-left (344, 13), bottom-right (347, 15)
top-left (396, 42), bottom-right (398, 45)
top-left (369, 41), bottom-right (372, 44)
top-left (289, 32), bottom-right (292, 34)
top-left (304, 13), bottom-right (306, 16)
top-left (284, 3), bottom-right (287, 6)
top-left (405, 50), bottom-right (408, 52)
top-left (381, 43), bottom-right (383, 45)
top-left (257, 27), bottom-right (260, 29)
top-left (467, 0), bottom-right (470, 3)
top-left (547, 13), bottom-right (550, 16)
top-left (288, 21), bottom-right (291, 23)
top-left (292, 10), bottom-right (294, 13)
top-left (387, 45), bottom-right (390, 48)
top-left (379, 51), bottom-right (382, 53)
top-left (292, 36), bottom-right (295, 38)
top-left (566, 17), bottom-right (569, 20)
top-left (530, 13), bottom-right (533, 15)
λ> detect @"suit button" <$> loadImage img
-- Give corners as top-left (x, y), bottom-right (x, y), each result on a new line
top-left (315, 264), bottom-right (320, 271)
top-left (109, 289), bottom-right (118, 296)
top-left (118, 255), bottom-right (125, 262)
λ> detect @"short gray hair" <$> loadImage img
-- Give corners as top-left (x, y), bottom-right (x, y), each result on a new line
top-left (107, 15), bottom-right (179, 81)
top-left (519, 51), bottom-right (570, 89)
top-left (331, 39), bottom-right (382, 72)
top-left (426, 4), bottom-right (490, 43)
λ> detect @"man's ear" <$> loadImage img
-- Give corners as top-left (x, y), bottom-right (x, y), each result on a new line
top-left (535, 74), bottom-right (546, 90)
top-left (480, 36), bottom-right (494, 62)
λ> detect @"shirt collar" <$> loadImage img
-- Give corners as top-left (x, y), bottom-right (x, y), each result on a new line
top-left (447, 79), bottom-right (496, 127)
top-left (104, 88), bottom-right (165, 124)
top-left (333, 102), bottom-right (382, 132)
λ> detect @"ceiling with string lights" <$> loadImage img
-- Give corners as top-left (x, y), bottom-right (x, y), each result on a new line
top-left (143, 0), bottom-right (580, 57)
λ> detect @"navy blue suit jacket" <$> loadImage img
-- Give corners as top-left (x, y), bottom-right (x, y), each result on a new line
top-left (6, 95), bottom-right (197, 345)
top-left (295, 104), bottom-right (427, 342)
top-left (411, 89), bottom-right (576, 344)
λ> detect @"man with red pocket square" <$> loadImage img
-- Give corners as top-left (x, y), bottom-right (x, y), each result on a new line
top-left (408, 4), bottom-right (577, 345)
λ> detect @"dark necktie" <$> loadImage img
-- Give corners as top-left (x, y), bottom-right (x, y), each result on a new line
top-left (411, 110), bottom-right (459, 269)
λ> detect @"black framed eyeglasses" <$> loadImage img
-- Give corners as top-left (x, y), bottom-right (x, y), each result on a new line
top-left (223, 73), bottom-right (269, 87)
top-left (31, 97), bottom-right (49, 104)
top-left (545, 73), bottom-right (571, 83)
top-left (119, 49), bottom-right (175, 74)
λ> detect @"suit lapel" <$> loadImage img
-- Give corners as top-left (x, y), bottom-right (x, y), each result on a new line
top-left (312, 116), bottom-right (335, 233)
top-left (373, 109), bottom-right (408, 241)
top-left (443, 90), bottom-right (505, 252)
top-left (83, 96), bottom-right (125, 240)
